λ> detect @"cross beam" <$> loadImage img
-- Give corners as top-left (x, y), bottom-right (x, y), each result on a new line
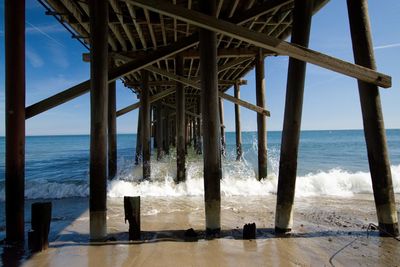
top-left (126, 0), bottom-right (391, 88)
top-left (117, 66), bottom-right (270, 117)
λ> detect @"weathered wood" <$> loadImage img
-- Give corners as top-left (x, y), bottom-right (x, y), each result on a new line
top-left (108, 80), bottom-right (117, 180)
top-left (141, 70), bottom-right (151, 180)
top-left (89, 0), bottom-right (108, 241)
top-left (124, 196), bottom-right (140, 240)
top-left (200, 0), bottom-right (221, 235)
top-left (25, 35), bottom-right (199, 119)
top-left (234, 82), bottom-right (243, 161)
top-left (219, 98), bottom-right (226, 157)
top-left (5, 0), bottom-right (25, 244)
top-left (116, 88), bottom-right (176, 117)
top-left (162, 103), bottom-right (200, 118)
top-left (196, 97), bottom-right (202, 155)
top-left (163, 107), bottom-right (170, 155)
top-left (275, 0), bottom-right (313, 233)
top-left (255, 49), bottom-right (268, 180)
top-left (128, 0), bottom-right (391, 88)
top-left (28, 202), bottom-right (52, 252)
top-left (176, 54), bottom-right (186, 183)
top-left (135, 108), bottom-right (142, 165)
top-left (140, 66), bottom-right (271, 116)
top-left (347, 0), bottom-right (399, 236)
top-left (156, 101), bottom-right (164, 160)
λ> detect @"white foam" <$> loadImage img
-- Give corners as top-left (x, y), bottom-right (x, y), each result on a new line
top-left (1, 155), bottom-right (399, 200)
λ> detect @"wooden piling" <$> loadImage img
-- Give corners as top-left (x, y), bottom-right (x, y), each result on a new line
top-left (200, 0), bottom-right (221, 235)
top-left (156, 101), bottom-right (164, 160)
top-left (234, 82), bottom-right (243, 161)
top-left (219, 98), bottom-right (226, 157)
top-left (124, 196), bottom-right (140, 240)
top-left (108, 80), bottom-right (117, 180)
top-left (176, 55), bottom-right (186, 182)
top-left (347, 0), bottom-right (399, 236)
top-left (141, 70), bottom-right (151, 180)
top-left (255, 49), bottom-right (268, 180)
top-left (275, 0), bottom-right (313, 233)
top-left (5, 0), bottom-right (25, 244)
top-left (28, 202), bottom-right (52, 252)
top-left (135, 107), bottom-right (142, 165)
top-left (163, 107), bottom-right (170, 155)
top-left (196, 97), bottom-right (202, 154)
top-left (89, 0), bottom-right (109, 241)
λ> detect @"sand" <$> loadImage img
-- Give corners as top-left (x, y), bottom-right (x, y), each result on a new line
top-left (1, 194), bottom-right (399, 266)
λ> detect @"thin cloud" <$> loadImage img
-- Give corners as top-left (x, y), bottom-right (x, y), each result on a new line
top-left (26, 48), bottom-right (44, 68)
top-left (374, 43), bottom-right (400, 50)
top-left (49, 43), bottom-right (70, 68)
top-left (26, 21), bottom-right (65, 47)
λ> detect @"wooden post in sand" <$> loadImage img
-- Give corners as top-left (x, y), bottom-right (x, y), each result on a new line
top-left (89, 0), bottom-right (109, 241)
top-left (255, 49), bottom-right (268, 180)
top-left (176, 55), bottom-right (186, 182)
top-left (135, 107), bottom-right (142, 165)
top-left (234, 82), bottom-right (243, 161)
top-left (108, 80), bottom-right (117, 180)
top-left (156, 101), bottom-right (164, 160)
top-left (200, 0), bottom-right (221, 235)
top-left (219, 98), bottom-right (226, 157)
top-left (5, 0), bottom-right (25, 244)
top-left (141, 70), bottom-right (151, 180)
top-left (347, 0), bottom-right (399, 236)
top-left (275, 0), bottom-right (313, 233)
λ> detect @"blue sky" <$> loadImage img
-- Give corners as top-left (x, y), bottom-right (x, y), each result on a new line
top-left (0, 0), bottom-right (399, 135)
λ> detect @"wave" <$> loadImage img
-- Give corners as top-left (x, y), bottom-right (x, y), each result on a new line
top-left (0, 157), bottom-right (399, 200)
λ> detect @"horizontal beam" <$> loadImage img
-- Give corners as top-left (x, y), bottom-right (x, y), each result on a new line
top-left (143, 66), bottom-right (271, 116)
top-left (128, 0), bottom-right (391, 88)
top-left (25, 34), bottom-right (199, 119)
top-left (162, 103), bottom-right (200, 118)
top-left (125, 79), bottom-right (242, 87)
top-left (116, 87), bottom-right (176, 117)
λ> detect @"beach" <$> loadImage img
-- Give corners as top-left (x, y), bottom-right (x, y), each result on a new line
top-left (0, 194), bottom-right (395, 266)
top-left (0, 130), bottom-right (399, 266)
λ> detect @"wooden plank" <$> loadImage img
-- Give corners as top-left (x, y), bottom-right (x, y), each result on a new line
top-left (127, 0), bottom-right (391, 88)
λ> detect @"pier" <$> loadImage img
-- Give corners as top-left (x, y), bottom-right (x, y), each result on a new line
top-left (4, 0), bottom-right (398, 249)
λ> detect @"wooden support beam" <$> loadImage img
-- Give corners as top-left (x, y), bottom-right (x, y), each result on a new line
top-left (156, 101), bottom-right (164, 160)
top-left (234, 83), bottom-right (242, 161)
top-left (108, 81), bottom-right (117, 180)
top-left (141, 70), bottom-right (151, 180)
top-left (125, 80), bottom-right (240, 87)
top-left (144, 66), bottom-right (271, 116)
top-left (25, 35), bottom-right (198, 119)
top-left (135, 108), bottom-right (142, 165)
top-left (116, 88), bottom-right (175, 117)
top-left (255, 49), bottom-right (268, 180)
top-left (89, 0), bottom-right (108, 241)
top-left (200, 0), bottom-right (221, 235)
top-left (5, 0), bottom-right (25, 244)
top-left (219, 98), bottom-right (226, 157)
top-left (127, 0), bottom-right (391, 88)
top-left (196, 97), bottom-right (202, 155)
top-left (162, 103), bottom-right (200, 118)
top-left (176, 55), bottom-right (186, 182)
top-left (347, 0), bottom-right (399, 236)
top-left (275, 0), bottom-right (313, 233)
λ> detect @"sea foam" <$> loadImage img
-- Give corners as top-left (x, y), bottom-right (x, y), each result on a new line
top-left (0, 155), bottom-right (399, 200)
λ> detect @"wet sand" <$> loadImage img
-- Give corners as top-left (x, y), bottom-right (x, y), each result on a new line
top-left (3, 194), bottom-right (399, 266)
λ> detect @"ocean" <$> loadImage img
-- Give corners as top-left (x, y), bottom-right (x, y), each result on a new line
top-left (0, 129), bottom-right (399, 200)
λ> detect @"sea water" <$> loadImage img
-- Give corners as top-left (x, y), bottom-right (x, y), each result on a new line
top-left (0, 129), bottom-right (399, 200)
